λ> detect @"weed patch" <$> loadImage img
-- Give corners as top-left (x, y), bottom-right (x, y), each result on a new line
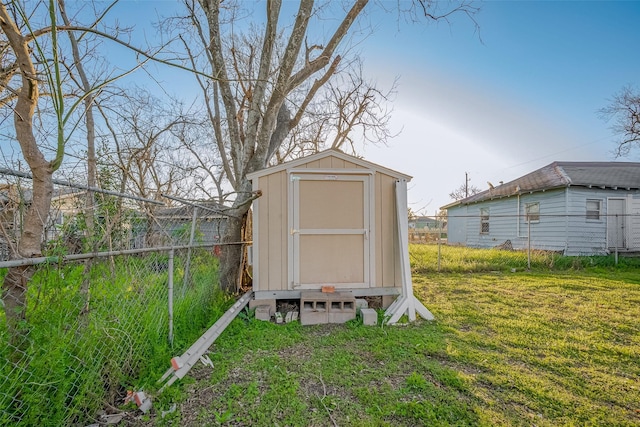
top-left (0, 250), bottom-right (221, 426)
top-left (154, 247), bottom-right (639, 426)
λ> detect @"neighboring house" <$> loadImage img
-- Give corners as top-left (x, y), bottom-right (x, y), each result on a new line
top-left (442, 162), bottom-right (640, 255)
top-left (0, 184), bottom-right (84, 258)
top-left (409, 216), bottom-right (440, 230)
top-left (408, 215), bottom-right (447, 243)
top-left (144, 202), bottom-right (228, 247)
top-left (46, 190), bottom-right (86, 242)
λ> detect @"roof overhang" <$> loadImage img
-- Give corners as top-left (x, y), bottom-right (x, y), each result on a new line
top-left (246, 149), bottom-right (412, 182)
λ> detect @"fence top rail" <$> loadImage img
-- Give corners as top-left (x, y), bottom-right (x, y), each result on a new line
top-left (0, 167), bottom-right (164, 205)
top-left (446, 213), bottom-right (640, 218)
top-left (0, 241), bottom-right (251, 268)
top-left (161, 193), bottom-right (240, 218)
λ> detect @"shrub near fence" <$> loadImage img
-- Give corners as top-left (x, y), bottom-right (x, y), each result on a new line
top-left (0, 247), bottom-right (224, 426)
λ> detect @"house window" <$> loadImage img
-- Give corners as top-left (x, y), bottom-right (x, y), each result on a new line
top-left (586, 199), bottom-right (601, 220)
top-left (480, 208), bottom-right (489, 234)
top-left (525, 202), bottom-right (540, 222)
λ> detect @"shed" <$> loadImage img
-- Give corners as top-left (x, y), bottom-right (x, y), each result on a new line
top-left (247, 149), bottom-right (433, 323)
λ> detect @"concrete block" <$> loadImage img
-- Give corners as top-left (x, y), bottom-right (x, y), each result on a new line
top-left (300, 291), bottom-right (356, 325)
top-left (249, 298), bottom-right (276, 315)
top-left (255, 305), bottom-right (271, 321)
top-left (328, 299), bottom-right (356, 324)
top-left (361, 308), bottom-right (378, 326)
top-left (300, 298), bottom-right (328, 325)
top-left (355, 298), bottom-right (368, 309)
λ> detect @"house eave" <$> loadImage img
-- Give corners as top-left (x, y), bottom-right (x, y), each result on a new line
top-left (444, 183), bottom-right (640, 211)
top-left (246, 149), bottom-right (412, 181)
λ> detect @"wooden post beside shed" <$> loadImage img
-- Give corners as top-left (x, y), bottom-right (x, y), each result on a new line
top-left (247, 149), bottom-right (432, 323)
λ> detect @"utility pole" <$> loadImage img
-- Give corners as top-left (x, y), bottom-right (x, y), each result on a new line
top-left (465, 172), bottom-right (469, 198)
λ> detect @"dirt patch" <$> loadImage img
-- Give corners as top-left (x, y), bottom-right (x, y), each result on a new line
top-left (276, 341), bottom-right (314, 362)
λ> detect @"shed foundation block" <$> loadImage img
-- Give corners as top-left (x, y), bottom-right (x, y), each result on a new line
top-left (300, 291), bottom-right (356, 325)
top-left (361, 308), bottom-right (378, 326)
top-left (255, 306), bottom-right (271, 321)
top-left (249, 298), bottom-right (276, 316)
top-left (355, 298), bottom-right (368, 310)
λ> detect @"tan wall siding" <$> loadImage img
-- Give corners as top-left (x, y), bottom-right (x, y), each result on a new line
top-left (301, 155), bottom-right (368, 170)
top-left (258, 171), bottom-right (288, 291)
top-left (375, 173), bottom-right (399, 287)
top-left (256, 154), bottom-right (401, 292)
top-left (303, 159), bottom-right (320, 168)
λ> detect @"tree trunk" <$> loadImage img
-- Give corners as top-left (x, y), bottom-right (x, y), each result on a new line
top-left (3, 265), bottom-right (31, 348)
top-left (0, 3), bottom-right (55, 348)
top-left (3, 165), bottom-right (54, 346)
top-left (218, 215), bottom-right (245, 293)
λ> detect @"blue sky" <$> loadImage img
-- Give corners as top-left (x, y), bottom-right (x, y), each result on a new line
top-left (357, 1), bottom-right (640, 212)
top-left (6, 1), bottom-right (635, 213)
top-left (124, 0), bottom-right (639, 212)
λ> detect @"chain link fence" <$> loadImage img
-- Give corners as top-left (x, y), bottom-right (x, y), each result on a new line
top-left (3, 166), bottom-right (639, 424)
top-left (0, 170), bottom-right (236, 425)
top-left (409, 210), bottom-right (640, 272)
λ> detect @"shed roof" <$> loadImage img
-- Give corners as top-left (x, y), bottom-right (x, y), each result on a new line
top-left (443, 161), bottom-right (640, 209)
top-left (246, 149), bottom-right (412, 181)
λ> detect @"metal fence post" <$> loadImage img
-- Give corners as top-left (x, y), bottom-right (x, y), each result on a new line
top-left (437, 214), bottom-right (442, 272)
top-left (527, 218), bottom-right (531, 270)
top-left (182, 207), bottom-right (198, 296)
top-left (615, 214), bottom-right (619, 265)
top-left (168, 248), bottom-right (174, 346)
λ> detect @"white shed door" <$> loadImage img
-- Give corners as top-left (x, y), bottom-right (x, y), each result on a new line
top-left (291, 174), bottom-right (371, 289)
top-left (607, 198), bottom-right (627, 249)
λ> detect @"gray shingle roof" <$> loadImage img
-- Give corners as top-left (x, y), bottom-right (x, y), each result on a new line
top-left (444, 161), bottom-right (640, 208)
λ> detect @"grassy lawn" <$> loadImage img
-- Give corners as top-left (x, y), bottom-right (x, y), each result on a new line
top-left (414, 271), bottom-right (640, 426)
top-left (144, 246), bottom-right (640, 426)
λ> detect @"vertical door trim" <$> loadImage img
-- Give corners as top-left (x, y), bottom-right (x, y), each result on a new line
top-left (287, 172), bottom-right (373, 289)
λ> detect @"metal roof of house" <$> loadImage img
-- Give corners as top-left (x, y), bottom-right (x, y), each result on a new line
top-left (155, 201), bottom-right (229, 219)
top-left (443, 161), bottom-right (640, 209)
top-left (0, 185), bottom-right (76, 205)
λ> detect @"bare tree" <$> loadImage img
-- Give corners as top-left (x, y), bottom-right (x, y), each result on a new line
top-left (58, 0), bottom-right (108, 316)
top-left (96, 89), bottom-right (205, 246)
top-left (0, 2), bottom-right (65, 342)
top-left (270, 61), bottom-right (399, 164)
top-left (192, 0), bottom-right (372, 292)
top-left (0, 1), bottom-right (158, 342)
top-left (449, 182), bottom-right (482, 201)
top-left (165, 0), bottom-right (478, 292)
top-left (600, 86), bottom-right (640, 158)
top-left (58, 0), bottom-right (102, 246)
top-left (173, 121), bottom-right (228, 201)
top-left (99, 90), bottom-right (194, 202)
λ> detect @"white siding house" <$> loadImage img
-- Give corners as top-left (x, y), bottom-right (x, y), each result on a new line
top-left (443, 162), bottom-right (640, 255)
